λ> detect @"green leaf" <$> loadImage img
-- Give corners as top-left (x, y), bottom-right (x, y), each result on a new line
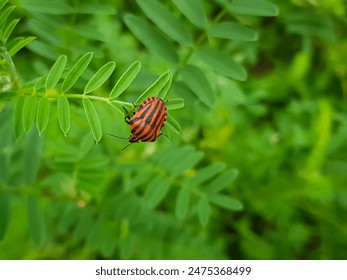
top-left (27, 19), bottom-right (62, 45)
top-left (172, 0), bottom-right (208, 28)
top-left (161, 126), bottom-right (171, 141)
top-left (144, 176), bottom-right (172, 209)
top-left (13, 95), bottom-right (25, 138)
top-left (125, 168), bottom-right (154, 192)
top-left (180, 64), bottom-right (215, 107)
top-left (0, 114), bottom-right (12, 184)
top-left (166, 114), bottom-right (181, 134)
top-left (24, 129), bottom-right (42, 184)
top-left (22, 96), bottom-right (38, 133)
top-left (83, 99), bottom-right (102, 143)
top-left (86, 219), bottom-right (104, 251)
top-left (22, 0), bottom-right (74, 15)
top-left (3, 18), bottom-right (20, 43)
top-left (135, 71), bottom-right (171, 104)
top-left (154, 146), bottom-right (203, 175)
top-left (157, 71), bottom-right (172, 100)
top-left (209, 21), bottom-right (258, 41)
top-left (227, 0), bottom-right (279, 17)
top-left (197, 195), bottom-right (210, 226)
top-left (209, 194), bottom-right (243, 211)
top-left (57, 204), bottom-right (79, 236)
top-left (84, 61), bottom-right (116, 94)
top-left (110, 61), bottom-right (141, 99)
top-left (185, 163), bottom-right (226, 187)
top-left (0, 191), bottom-right (10, 241)
top-left (45, 55), bottom-right (67, 90)
top-left (62, 52), bottom-right (93, 92)
top-left (73, 210), bottom-right (93, 241)
top-left (137, 0), bottom-right (192, 44)
top-left (75, 3), bottom-right (116, 14)
top-left (0, 5), bottom-right (14, 27)
top-left (166, 98), bottom-right (184, 110)
top-left (78, 134), bottom-right (95, 159)
top-left (124, 14), bottom-right (179, 63)
top-left (36, 97), bottom-right (50, 135)
top-left (175, 188), bottom-right (190, 220)
top-left (205, 169), bottom-right (239, 193)
top-left (57, 96), bottom-right (70, 136)
top-left (27, 196), bottom-right (46, 248)
top-left (196, 47), bottom-right (247, 81)
top-left (34, 75), bottom-right (47, 90)
top-left (0, 0), bottom-right (9, 11)
top-left (7, 36), bottom-right (36, 56)
top-left (100, 225), bottom-right (117, 258)
top-left (25, 40), bottom-right (58, 60)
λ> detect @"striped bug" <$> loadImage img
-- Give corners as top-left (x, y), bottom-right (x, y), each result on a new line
top-left (110, 96), bottom-right (167, 150)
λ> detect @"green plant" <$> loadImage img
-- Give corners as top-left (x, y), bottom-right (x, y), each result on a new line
top-left (3, 0), bottom-right (346, 261)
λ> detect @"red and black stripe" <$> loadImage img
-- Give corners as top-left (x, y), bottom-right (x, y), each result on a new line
top-left (128, 96), bottom-right (167, 143)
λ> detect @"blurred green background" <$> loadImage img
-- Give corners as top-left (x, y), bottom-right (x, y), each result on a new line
top-left (1, 0), bottom-right (347, 259)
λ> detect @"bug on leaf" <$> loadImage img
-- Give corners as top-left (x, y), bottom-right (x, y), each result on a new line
top-left (110, 96), bottom-right (167, 150)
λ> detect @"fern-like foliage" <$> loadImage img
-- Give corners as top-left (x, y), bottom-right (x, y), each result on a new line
top-left (124, 0), bottom-right (279, 108)
top-left (0, 0), bottom-right (285, 258)
top-left (16, 53), bottom-right (182, 141)
top-left (0, 1), bottom-right (184, 142)
top-left (0, 0), bottom-right (35, 90)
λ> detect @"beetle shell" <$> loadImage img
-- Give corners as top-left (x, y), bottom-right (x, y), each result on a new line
top-left (127, 96), bottom-right (167, 143)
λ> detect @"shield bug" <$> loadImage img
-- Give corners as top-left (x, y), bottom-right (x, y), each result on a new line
top-left (110, 96), bottom-right (167, 149)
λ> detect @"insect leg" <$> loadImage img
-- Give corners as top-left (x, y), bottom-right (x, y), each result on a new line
top-left (123, 106), bottom-right (131, 124)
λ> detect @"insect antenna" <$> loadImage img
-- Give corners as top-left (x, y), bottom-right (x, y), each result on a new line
top-left (108, 133), bottom-right (134, 150)
top-left (107, 133), bottom-right (128, 140)
top-left (121, 142), bottom-right (134, 150)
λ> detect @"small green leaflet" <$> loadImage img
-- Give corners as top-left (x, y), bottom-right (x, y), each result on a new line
top-left (166, 98), bottom-right (184, 110)
top-left (22, 96), bottom-right (38, 133)
top-left (196, 47), bottom-right (247, 81)
top-left (21, 0), bottom-right (74, 15)
top-left (0, 5), bottom-right (15, 27)
top-left (166, 114), bottom-right (181, 134)
top-left (84, 61), bottom-right (116, 94)
top-left (62, 52), bottom-right (93, 92)
top-left (36, 97), bottom-right (50, 135)
top-left (7, 36), bottom-right (36, 56)
top-left (209, 194), bottom-right (243, 211)
top-left (209, 21), bottom-right (258, 41)
top-left (135, 71), bottom-right (171, 104)
top-left (227, 0), bottom-right (279, 17)
top-left (45, 55), bottom-right (67, 90)
top-left (197, 195), bottom-right (210, 226)
top-left (172, 0), bottom-right (208, 28)
top-left (13, 95), bottom-right (25, 138)
top-left (27, 196), bottom-right (46, 248)
top-left (3, 18), bottom-right (20, 43)
top-left (110, 61), bottom-right (141, 99)
top-left (175, 188), bottom-right (190, 220)
top-left (57, 96), bottom-right (70, 136)
top-left (137, 0), bottom-right (192, 44)
top-left (144, 176), bottom-right (172, 209)
top-left (124, 14), bottom-right (179, 63)
top-left (180, 64), bottom-right (215, 107)
top-left (83, 99), bottom-right (102, 143)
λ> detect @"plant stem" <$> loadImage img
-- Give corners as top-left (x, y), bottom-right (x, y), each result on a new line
top-left (176, 5), bottom-right (228, 75)
top-left (39, 92), bottom-right (132, 107)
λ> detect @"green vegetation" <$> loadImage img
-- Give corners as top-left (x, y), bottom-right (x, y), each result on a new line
top-left (0, 0), bottom-right (346, 259)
